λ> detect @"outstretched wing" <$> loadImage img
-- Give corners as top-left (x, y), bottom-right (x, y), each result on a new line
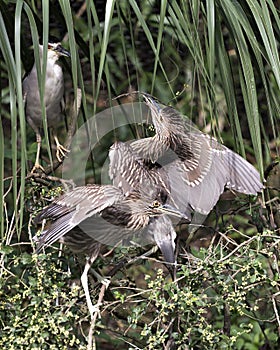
top-left (35, 184), bottom-right (122, 252)
top-left (139, 94), bottom-right (263, 216)
top-left (165, 132), bottom-right (263, 215)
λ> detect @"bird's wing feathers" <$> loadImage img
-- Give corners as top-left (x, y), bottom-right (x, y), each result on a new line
top-left (109, 141), bottom-right (168, 196)
top-left (61, 227), bottom-right (103, 256)
top-left (222, 149), bottom-right (263, 194)
top-left (140, 99), bottom-right (262, 216)
top-left (166, 132), bottom-right (262, 215)
top-left (35, 185), bottom-right (122, 251)
top-left (130, 137), bottom-right (169, 163)
top-left (109, 142), bottom-right (143, 194)
top-left (35, 212), bottom-right (75, 252)
top-left (166, 157), bottom-right (227, 215)
top-left (175, 133), bottom-right (217, 187)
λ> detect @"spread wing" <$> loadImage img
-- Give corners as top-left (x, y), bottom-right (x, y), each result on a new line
top-left (165, 132), bottom-right (263, 215)
top-left (34, 185), bottom-right (122, 251)
top-left (138, 95), bottom-right (263, 217)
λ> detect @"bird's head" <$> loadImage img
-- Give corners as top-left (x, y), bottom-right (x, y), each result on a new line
top-left (141, 93), bottom-right (185, 139)
top-left (133, 187), bottom-right (187, 220)
top-left (125, 190), bottom-right (186, 231)
top-left (39, 42), bottom-right (70, 61)
top-left (48, 42), bottom-right (70, 57)
top-left (141, 93), bottom-right (169, 137)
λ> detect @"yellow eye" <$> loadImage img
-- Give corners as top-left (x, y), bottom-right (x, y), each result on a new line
top-left (152, 200), bottom-right (160, 208)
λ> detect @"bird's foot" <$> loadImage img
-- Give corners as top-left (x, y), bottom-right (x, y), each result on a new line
top-left (30, 162), bottom-right (45, 174)
top-left (100, 277), bottom-right (111, 288)
top-left (91, 270), bottom-right (111, 288)
top-left (56, 144), bottom-right (70, 162)
top-left (89, 302), bottom-right (102, 319)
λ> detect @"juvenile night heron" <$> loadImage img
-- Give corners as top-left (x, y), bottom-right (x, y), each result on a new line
top-left (34, 141), bottom-right (182, 316)
top-left (23, 42), bottom-right (70, 171)
top-left (131, 93), bottom-right (263, 219)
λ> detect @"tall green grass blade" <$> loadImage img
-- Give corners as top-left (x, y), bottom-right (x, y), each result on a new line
top-left (0, 12), bottom-right (16, 241)
top-left (23, 2), bottom-right (52, 168)
top-left (0, 110), bottom-right (3, 239)
top-left (95, 0), bottom-right (116, 112)
top-left (247, 0), bottom-right (280, 90)
top-left (206, 0), bottom-right (215, 83)
top-left (151, 0), bottom-right (167, 93)
top-left (215, 22), bottom-right (245, 156)
top-left (86, 1), bottom-right (96, 103)
top-left (205, 0), bottom-right (220, 132)
top-left (39, 1), bottom-right (52, 166)
top-left (220, 0), bottom-right (263, 174)
top-left (59, 0), bottom-right (78, 100)
top-left (129, 0), bottom-right (174, 97)
top-left (15, 0), bottom-right (26, 236)
top-left (0, 12), bottom-right (16, 87)
top-left (168, 2), bottom-right (209, 86)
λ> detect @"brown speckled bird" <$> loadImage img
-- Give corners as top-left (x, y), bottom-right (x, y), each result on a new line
top-left (34, 141), bottom-right (183, 316)
top-left (131, 93), bottom-right (263, 221)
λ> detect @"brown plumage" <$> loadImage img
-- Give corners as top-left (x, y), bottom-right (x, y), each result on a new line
top-left (35, 142), bottom-right (181, 256)
top-left (131, 93), bottom-right (263, 219)
top-left (34, 141), bottom-right (183, 316)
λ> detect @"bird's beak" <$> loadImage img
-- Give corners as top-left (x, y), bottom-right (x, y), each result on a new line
top-left (55, 44), bottom-right (71, 58)
top-left (159, 203), bottom-right (189, 221)
top-left (141, 93), bottom-right (161, 114)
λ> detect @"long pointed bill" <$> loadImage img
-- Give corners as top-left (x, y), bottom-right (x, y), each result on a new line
top-left (159, 203), bottom-right (189, 221)
top-left (141, 93), bottom-right (162, 114)
top-left (56, 44), bottom-right (71, 57)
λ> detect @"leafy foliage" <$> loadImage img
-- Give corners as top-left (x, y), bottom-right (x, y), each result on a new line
top-left (0, 247), bottom-right (86, 349)
top-left (1, 230), bottom-right (280, 349)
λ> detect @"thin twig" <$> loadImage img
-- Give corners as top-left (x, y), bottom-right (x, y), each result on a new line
top-left (272, 294), bottom-right (280, 335)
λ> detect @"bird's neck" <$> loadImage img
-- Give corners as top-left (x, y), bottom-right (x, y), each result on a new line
top-left (37, 50), bottom-right (60, 69)
top-left (128, 212), bottom-right (149, 230)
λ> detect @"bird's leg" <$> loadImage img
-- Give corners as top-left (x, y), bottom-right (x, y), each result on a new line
top-left (81, 254), bottom-right (110, 319)
top-left (31, 129), bottom-right (45, 173)
top-left (27, 117), bottom-right (45, 173)
top-left (81, 256), bottom-right (100, 318)
top-left (53, 134), bottom-right (69, 162)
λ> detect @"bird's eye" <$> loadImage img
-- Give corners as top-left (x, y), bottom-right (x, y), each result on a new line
top-left (152, 200), bottom-right (160, 208)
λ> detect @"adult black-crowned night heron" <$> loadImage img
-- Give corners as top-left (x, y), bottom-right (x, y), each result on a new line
top-left (131, 93), bottom-right (263, 220)
top-left (23, 42), bottom-right (70, 171)
top-left (34, 141), bottom-right (183, 316)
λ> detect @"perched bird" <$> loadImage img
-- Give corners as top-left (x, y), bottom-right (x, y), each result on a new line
top-left (131, 93), bottom-right (263, 221)
top-left (23, 42), bottom-right (70, 171)
top-left (34, 141), bottom-right (183, 316)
